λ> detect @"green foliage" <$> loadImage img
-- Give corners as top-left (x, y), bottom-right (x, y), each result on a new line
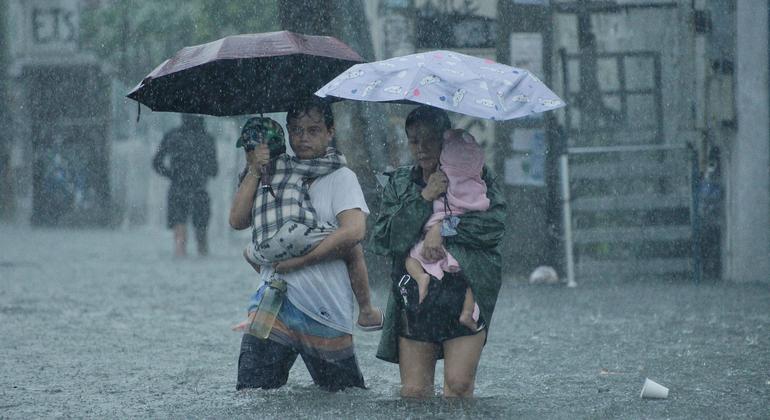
top-left (81, 0), bottom-right (280, 83)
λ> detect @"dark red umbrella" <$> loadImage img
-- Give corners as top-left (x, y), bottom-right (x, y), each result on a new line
top-left (127, 31), bottom-right (365, 116)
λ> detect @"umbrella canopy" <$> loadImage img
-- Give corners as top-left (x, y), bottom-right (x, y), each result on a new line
top-left (315, 50), bottom-right (565, 120)
top-left (127, 31), bottom-right (365, 116)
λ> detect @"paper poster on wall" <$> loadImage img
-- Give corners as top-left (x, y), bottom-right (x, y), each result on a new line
top-left (504, 155), bottom-right (545, 186)
top-left (511, 128), bottom-right (541, 151)
top-left (503, 129), bottom-right (546, 186)
top-left (509, 32), bottom-right (544, 79)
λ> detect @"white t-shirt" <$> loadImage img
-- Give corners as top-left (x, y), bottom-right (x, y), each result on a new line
top-left (258, 167), bottom-right (369, 334)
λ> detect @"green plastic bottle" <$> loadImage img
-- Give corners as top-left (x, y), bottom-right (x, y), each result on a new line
top-left (248, 278), bottom-right (287, 339)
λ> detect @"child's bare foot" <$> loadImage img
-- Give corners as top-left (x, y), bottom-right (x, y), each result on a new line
top-left (231, 312), bottom-right (256, 332)
top-left (356, 305), bottom-right (384, 331)
top-left (231, 319), bottom-right (250, 332)
top-left (459, 310), bottom-right (477, 331)
top-left (413, 273), bottom-right (430, 304)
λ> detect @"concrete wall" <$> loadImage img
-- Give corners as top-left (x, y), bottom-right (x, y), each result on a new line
top-left (725, 2), bottom-right (770, 282)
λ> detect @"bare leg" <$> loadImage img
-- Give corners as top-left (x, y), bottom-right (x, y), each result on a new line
top-left (343, 244), bottom-right (382, 329)
top-left (442, 330), bottom-right (486, 398)
top-left (405, 256), bottom-right (430, 304)
top-left (173, 224), bottom-right (187, 257)
top-left (399, 337), bottom-right (439, 398)
top-left (195, 226), bottom-right (208, 256)
top-left (458, 287), bottom-right (477, 330)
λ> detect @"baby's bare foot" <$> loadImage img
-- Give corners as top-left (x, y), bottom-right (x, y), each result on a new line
top-left (459, 311), bottom-right (477, 331)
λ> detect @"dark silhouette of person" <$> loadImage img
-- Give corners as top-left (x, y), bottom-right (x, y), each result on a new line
top-left (153, 114), bottom-right (218, 257)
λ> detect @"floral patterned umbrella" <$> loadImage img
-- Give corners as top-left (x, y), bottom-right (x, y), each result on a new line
top-left (315, 50), bottom-right (565, 120)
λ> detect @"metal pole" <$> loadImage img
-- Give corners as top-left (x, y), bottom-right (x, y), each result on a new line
top-left (560, 154), bottom-right (577, 287)
top-left (0, 0), bottom-right (9, 220)
top-left (690, 145), bottom-right (702, 283)
top-left (567, 143), bottom-right (687, 155)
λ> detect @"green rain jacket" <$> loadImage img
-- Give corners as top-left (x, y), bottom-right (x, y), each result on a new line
top-left (370, 165), bottom-right (507, 363)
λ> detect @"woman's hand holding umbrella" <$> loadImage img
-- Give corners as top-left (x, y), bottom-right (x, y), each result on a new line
top-left (421, 171), bottom-right (448, 201)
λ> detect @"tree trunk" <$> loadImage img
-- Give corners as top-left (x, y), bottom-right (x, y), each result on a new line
top-left (277, 0), bottom-right (389, 186)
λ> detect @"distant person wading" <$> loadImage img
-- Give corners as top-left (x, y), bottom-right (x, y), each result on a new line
top-left (152, 114), bottom-right (218, 257)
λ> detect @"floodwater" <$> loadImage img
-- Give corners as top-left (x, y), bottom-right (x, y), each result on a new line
top-left (1, 225), bottom-right (768, 418)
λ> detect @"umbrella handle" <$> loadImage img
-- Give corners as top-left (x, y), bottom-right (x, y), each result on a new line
top-left (259, 165), bottom-right (271, 186)
top-left (259, 165), bottom-right (275, 199)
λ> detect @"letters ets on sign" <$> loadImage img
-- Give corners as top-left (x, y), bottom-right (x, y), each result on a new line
top-left (14, 0), bottom-right (80, 57)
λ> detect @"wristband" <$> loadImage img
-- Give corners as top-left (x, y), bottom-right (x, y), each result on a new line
top-left (247, 168), bottom-right (261, 180)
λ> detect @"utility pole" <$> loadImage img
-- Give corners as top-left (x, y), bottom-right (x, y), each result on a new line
top-left (727, 2), bottom-right (770, 282)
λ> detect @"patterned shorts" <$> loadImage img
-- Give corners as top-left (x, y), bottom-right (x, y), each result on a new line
top-left (237, 287), bottom-right (364, 391)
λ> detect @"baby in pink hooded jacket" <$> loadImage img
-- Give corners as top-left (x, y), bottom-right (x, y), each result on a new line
top-left (405, 129), bottom-right (490, 331)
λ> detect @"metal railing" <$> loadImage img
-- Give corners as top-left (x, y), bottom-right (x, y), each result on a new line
top-left (560, 143), bottom-right (699, 284)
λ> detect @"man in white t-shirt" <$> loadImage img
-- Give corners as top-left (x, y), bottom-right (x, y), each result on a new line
top-left (229, 98), bottom-right (369, 391)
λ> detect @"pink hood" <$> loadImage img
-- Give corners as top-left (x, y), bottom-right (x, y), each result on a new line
top-left (437, 130), bottom-right (490, 214)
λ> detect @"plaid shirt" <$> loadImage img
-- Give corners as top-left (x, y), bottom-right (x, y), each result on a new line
top-left (251, 148), bottom-right (346, 247)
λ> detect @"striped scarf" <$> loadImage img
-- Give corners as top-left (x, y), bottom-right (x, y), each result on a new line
top-left (251, 148), bottom-right (346, 247)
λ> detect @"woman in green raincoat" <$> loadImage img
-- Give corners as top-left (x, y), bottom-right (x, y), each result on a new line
top-left (370, 106), bottom-right (507, 398)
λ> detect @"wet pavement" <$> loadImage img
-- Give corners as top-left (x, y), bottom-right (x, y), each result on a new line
top-left (1, 224), bottom-right (768, 418)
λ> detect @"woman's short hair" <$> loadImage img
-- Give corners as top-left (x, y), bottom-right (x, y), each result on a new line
top-left (405, 105), bottom-right (452, 134)
top-left (287, 97), bottom-right (335, 128)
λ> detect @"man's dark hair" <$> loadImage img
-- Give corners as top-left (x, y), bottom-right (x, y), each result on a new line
top-left (405, 105), bottom-right (452, 134)
top-left (287, 97), bottom-right (335, 128)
